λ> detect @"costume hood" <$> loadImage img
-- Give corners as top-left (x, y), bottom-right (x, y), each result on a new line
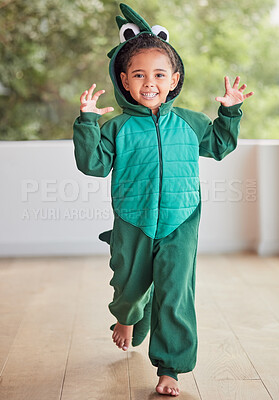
top-left (108, 3), bottom-right (184, 115)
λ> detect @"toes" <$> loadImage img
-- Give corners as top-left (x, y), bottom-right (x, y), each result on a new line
top-left (156, 385), bottom-right (164, 394)
top-left (112, 332), bottom-right (124, 348)
top-left (122, 338), bottom-right (130, 351)
top-left (165, 386), bottom-right (172, 394)
top-left (117, 337), bottom-right (125, 348)
top-left (168, 387), bottom-right (178, 396)
top-left (156, 385), bottom-right (179, 396)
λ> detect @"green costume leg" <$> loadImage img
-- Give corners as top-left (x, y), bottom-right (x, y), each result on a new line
top-left (131, 283), bottom-right (154, 346)
top-left (103, 218), bottom-right (154, 346)
top-left (108, 213), bottom-right (154, 326)
top-left (150, 202), bottom-right (201, 381)
top-left (108, 202), bottom-right (201, 381)
top-left (109, 283), bottom-right (154, 347)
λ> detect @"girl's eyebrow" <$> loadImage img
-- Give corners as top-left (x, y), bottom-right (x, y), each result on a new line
top-left (131, 68), bottom-right (167, 73)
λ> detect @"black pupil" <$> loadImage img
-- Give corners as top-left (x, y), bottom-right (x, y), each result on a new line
top-left (158, 31), bottom-right (167, 41)
top-left (124, 28), bottom-right (136, 40)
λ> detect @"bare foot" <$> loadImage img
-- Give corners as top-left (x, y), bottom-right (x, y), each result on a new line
top-left (112, 321), bottom-right (133, 351)
top-left (156, 375), bottom-right (180, 396)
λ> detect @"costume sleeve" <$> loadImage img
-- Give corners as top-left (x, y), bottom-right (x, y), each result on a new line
top-left (73, 111), bottom-right (115, 177)
top-left (198, 103), bottom-right (243, 160)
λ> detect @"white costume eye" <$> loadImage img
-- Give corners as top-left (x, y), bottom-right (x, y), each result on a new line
top-left (120, 23), bottom-right (140, 43)
top-left (151, 25), bottom-right (169, 42)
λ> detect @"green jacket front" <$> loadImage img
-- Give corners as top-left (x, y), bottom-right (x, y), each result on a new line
top-left (73, 101), bottom-right (242, 239)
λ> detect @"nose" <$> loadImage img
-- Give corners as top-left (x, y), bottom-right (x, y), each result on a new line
top-left (144, 78), bottom-right (155, 87)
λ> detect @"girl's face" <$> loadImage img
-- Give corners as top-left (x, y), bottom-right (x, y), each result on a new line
top-left (120, 48), bottom-right (180, 115)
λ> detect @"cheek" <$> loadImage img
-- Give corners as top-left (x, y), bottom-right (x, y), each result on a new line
top-left (130, 82), bottom-right (141, 92)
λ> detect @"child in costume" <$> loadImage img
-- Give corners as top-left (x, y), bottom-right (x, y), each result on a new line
top-left (73, 3), bottom-right (253, 396)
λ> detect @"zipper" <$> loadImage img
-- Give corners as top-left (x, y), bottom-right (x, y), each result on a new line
top-left (152, 110), bottom-right (162, 233)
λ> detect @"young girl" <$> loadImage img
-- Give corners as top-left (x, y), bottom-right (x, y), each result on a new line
top-left (73, 4), bottom-right (253, 396)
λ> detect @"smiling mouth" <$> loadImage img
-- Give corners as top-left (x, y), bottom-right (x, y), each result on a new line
top-left (141, 92), bottom-right (158, 99)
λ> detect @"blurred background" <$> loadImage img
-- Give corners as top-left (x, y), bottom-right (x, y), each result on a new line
top-left (0, 0), bottom-right (279, 258)
top-left (1, 0), bottom-right (279, 141)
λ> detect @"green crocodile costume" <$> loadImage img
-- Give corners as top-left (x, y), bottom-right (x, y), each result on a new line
top-left (73, 3), bottom-right (243, 381)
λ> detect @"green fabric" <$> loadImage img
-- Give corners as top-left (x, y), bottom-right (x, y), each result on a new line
top-left (109, 283), bottom-right (154, 347)
top-left (119, 3), bottom-right (151, 32)
top-left (111, 111), bottom-right (200, 238)
top-left (73, 111), bottom-right (129, 177)
top-left (172, 103), bottom-right (243, 160)
top-left (73, 103), bottom-right (242, 238)
top-left (108, 202), bottom-right (201, 379)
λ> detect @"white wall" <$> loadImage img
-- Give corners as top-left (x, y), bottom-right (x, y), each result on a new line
top-left (0, 139), bottom-right (278, 257)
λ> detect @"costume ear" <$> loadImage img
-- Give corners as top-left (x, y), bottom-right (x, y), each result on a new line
top-left (151, 25), bottom-right (169, 42)
top-left (120, 23), bottom-right (140, 43)
top-left (116, 15), bottom-right (128, 29)
top-left (120, 3), bottom-right (151, 32)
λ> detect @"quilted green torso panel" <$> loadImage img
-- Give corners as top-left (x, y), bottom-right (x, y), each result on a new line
top-left (111, 111), bottom-right (200, 239)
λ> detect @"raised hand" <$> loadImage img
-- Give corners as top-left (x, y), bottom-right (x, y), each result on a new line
top-left (80, 83), bottom-right (114, 115)
top-left (215, 76), bottom-right (254, 107)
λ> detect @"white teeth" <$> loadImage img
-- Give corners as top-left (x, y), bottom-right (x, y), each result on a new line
top-left (141, 93), bottom-right (157, 98)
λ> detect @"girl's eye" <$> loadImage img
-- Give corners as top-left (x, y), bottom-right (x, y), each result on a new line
top-left (134, 74), bottom-right (144, 78)
top-left (156, 74), bottom-right (165, 78)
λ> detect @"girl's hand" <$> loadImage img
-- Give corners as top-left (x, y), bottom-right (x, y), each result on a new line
top-left (80, 83), bottom-right (114, 115)
top-left (215, 76), bottom-right (254, 107)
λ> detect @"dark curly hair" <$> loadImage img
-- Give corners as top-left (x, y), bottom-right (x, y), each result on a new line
top-left (114, 33), bottom-right (184, 102)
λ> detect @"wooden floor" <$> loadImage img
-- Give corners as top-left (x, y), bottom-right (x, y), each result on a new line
top-left (0, 253), bottom-right (278, 400)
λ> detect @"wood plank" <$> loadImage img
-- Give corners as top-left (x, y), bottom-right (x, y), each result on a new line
top-left (0, 258), bottom-right (45, 373)
top-left (196, 254), bottom-right (277, 400)
top-left (193, 283), bottom-right (262, 400)
top-left (195, 263), bottom-right (259, 381)
top-left (0, 258), bottom-right (81, 400)
top-left (234, 255), bottom-right (279, 322)
top-left (60, 256), bottom-right (131, 400)
top-left (235, 254), bottom-right (279, 287)
top-left (196, 379), bottom-right (272, 400)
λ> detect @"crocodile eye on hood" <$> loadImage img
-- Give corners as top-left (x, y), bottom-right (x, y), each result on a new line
top-left (151, 25), bottom-right (169, 42)
top-left (120, 23), bottom-right (140, 42)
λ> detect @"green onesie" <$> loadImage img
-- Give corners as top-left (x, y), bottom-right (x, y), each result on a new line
top-left (73, 3), bottom-right (243, 381)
